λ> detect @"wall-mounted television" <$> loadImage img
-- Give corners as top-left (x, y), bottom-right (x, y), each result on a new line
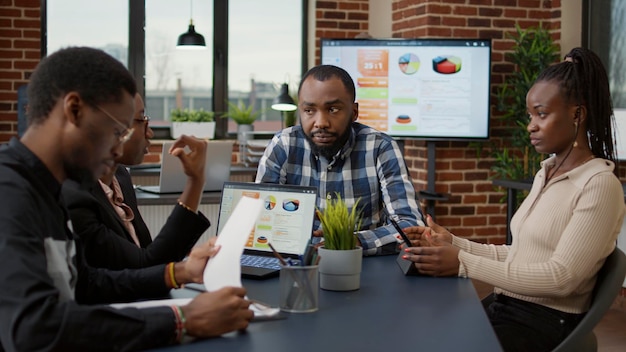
top-left (321, 38), bottom-right (492, 141)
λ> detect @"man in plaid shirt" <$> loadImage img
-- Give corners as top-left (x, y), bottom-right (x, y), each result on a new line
top-left (256, 65), bottom-right (424, 256)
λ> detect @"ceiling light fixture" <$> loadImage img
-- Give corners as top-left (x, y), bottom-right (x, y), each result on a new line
top-left (176, 0), bottom-right (206, 50)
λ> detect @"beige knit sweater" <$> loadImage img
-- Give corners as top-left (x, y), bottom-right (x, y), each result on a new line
top-left (455, 157), bottom-right (625, 313)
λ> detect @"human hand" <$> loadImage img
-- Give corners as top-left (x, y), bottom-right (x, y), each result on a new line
top-left (401, 228), bottom-right (460, 277)
top-left (424, 215), bottom-right (453, 244)
top-left (174, 237), bottom-right (220, 285)
top-left (169, 135), bottom-right (208, 181)
top-left (403, 215), bottom-right (453, 247)
top-left (182, 287), bottom-right (253, 337)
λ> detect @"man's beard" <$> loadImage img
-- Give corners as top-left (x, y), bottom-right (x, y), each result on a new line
top-left (304, 126), bottom-right (351, 160)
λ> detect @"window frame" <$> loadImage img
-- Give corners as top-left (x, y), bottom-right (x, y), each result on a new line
top-left (40, 0), bottom-right (308, 139)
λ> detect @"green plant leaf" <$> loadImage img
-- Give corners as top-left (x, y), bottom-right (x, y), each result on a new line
top-left (489, 24), bottom-right (559, 185)
top-left (170, 108), bottom-right (214, 122)
top-left (317, 193), bottom-right (363, 250)
top-left (220, 100), bottom-right (262, 125)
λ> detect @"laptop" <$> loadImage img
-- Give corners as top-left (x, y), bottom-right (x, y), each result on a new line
top-left (137, 140), bottom-right (234, 194)
top-left (217, 182), bottom-right (318, 279)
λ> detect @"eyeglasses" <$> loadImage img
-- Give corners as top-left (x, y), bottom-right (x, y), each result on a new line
top-left (134, 115), bottom-right (150, 131)
top-left (94, 105), bottom-right (134, 144)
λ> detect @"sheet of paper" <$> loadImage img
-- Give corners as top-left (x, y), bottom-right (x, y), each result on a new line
top-left (203, 196), bottom-right (263, 291)
top-left (109, 297), bottom-right (281, 319)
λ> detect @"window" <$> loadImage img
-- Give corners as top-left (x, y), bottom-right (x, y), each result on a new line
top-left (44, 0), bottom-right (306, 136)
top-left (145, 0), bottom-right (214, 124)
top-left (586, 0), bottom-right (626, 108)
top-left (46, 0), bottom-right (128, 66)
top-left (227, 0), bottom-right (303, 133)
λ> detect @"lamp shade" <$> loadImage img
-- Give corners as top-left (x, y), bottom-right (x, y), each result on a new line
top-left (271, 83), bottom-right (297, 111)
top-left (177, 21), bottom-right (206, 49)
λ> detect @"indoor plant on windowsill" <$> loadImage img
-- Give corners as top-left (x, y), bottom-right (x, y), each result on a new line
top-left (170, 108), bottom-right (216, 139)
top-left (220, 100), bottom-right (261, 145)
top-left (317, 194), bottom-right (363, 291)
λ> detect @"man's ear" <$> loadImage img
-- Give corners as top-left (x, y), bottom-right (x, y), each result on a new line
top-left (352, 102), bottom-right (359, 122)
top-left (63, 92), bottom-right (82, 126)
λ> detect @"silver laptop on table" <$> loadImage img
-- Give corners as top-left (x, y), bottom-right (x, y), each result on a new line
top-left (137, 140), bottom-right (234, 194)
top-left (217, 182), bottom-right (318, 279)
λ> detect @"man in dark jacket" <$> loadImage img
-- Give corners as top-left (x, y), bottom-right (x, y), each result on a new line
top-left (0, 47), bottom-right (252, 351)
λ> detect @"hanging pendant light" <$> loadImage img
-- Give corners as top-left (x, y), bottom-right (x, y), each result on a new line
top-left (271, 83), bottom-right (297, 111)
top-left (177, 0), bottom-right (206, 50)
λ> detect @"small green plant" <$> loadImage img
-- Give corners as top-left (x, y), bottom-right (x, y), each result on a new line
top-left (491, 24), bottom-right (559, 182)
top-left (170, 108), bottom-right (214, 122)
top-left (220, 100), bottom-right (261, 125)
top-left (316, 194), bottom-right (363, 250)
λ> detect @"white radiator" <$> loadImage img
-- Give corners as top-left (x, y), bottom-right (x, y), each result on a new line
top-left (138, 203), bottom-right (221, 246)
top-left (134, 172), bottom-right (255, 246)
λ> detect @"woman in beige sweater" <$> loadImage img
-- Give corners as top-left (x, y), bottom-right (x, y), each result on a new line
top-left (402, 47), bottom-right (626, 352)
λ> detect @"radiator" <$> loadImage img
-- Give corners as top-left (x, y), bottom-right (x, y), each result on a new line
top-left (135, 173), bottom-right (255, 246)
top-left (138, 203), bottom-right (221, 246)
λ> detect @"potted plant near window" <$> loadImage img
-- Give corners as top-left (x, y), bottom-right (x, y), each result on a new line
top-left (221, 100), bottom-right (261, 145)
top-left (170, 108), bottom-right (216, 139)
top-left (316, 194), bottom-right (363, 291)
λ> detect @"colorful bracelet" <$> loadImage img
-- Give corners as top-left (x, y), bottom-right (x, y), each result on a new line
top-left (171, 305), bottom-right (186, 343)
top-left (177, 200), bottom-right (196, 213)
top-left (167, 262), bottom-right (180, 289)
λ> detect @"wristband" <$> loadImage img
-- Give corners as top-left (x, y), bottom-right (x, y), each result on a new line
top-left (171, 305), bottom-right (186, 343)
top-left (168, 262), bottom-right (180, 289)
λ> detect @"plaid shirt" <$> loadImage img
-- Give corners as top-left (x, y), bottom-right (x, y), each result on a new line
top-left (256, 123), bottom-right (424, 256)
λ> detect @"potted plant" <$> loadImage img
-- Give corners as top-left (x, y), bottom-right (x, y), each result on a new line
top-left (316, 194), bottom-right (363, 291)
top-left (489, 25), bottom-right (559, 201)
top-left (170, 108), bottom-right (216, 139)
top-left (221, 100), bottom-right (262, 145)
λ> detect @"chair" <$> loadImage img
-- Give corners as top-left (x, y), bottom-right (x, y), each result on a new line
top-left (552, 247), bottom-right (626, 352)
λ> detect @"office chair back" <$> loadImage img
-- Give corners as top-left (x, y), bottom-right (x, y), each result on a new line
top-left (552, 247), bottom-right (626, 352)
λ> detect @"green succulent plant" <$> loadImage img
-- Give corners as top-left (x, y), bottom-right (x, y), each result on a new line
top-left (316, 194), bottom-right (363, 250)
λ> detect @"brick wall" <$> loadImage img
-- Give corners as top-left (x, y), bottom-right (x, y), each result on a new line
top-left (312, 0), bottom-right (570, 243)
top-left (314, 0), bottom-right (370, 60)
top-left (0, 0), bottom-right (40, 142)
top-left (395, 0), bottom-right (564, 242)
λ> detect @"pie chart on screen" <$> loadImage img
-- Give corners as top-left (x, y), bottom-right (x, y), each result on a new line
top-left (398, 53), bottom-right (420, 75)
top-left (264, 195), bottom-right (276, 210)
top-left (432, 55), bottom-right (462, 74)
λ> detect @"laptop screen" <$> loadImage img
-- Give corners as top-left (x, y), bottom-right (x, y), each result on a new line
top-left (217, 182), bottom-right (318, 256)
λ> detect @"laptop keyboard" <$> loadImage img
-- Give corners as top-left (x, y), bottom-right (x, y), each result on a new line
top-left (240, 254), bottom-right (282, 270)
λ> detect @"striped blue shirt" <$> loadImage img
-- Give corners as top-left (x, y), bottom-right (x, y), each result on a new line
top-left (256, 123), bottom-right (424, 256)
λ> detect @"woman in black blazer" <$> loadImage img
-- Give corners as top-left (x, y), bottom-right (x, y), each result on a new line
top-left (63, 94), bottom-right (211, 270)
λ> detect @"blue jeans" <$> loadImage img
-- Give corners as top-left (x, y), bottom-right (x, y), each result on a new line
top-left (484, 294), bottom-right (584, 352)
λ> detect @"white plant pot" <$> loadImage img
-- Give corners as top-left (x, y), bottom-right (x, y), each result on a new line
top-left (317, 246), bottom-right (362, 291)
top-left (171, 121), bottom-right (216, 139)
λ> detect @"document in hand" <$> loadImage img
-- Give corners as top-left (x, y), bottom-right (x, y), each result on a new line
top-left (110, 196), bottom-right (282, 320)
top-left (203, 196), bottom-right (263, 291)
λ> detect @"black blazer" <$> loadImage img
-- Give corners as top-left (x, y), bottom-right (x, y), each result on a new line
top-left (62, 167), bottom-right (210, 270)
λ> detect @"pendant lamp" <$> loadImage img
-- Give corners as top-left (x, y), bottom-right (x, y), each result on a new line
top-left (177, 0), bottom-right (206, 50)
top-left (271, 83), bottom-right (297, 111)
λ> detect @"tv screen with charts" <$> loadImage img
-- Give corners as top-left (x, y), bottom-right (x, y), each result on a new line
top-left (321, 38), bottom-right (492, 141)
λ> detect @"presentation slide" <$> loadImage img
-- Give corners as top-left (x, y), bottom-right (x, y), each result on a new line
top-left (322, 39), bottom-right (491, 140)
